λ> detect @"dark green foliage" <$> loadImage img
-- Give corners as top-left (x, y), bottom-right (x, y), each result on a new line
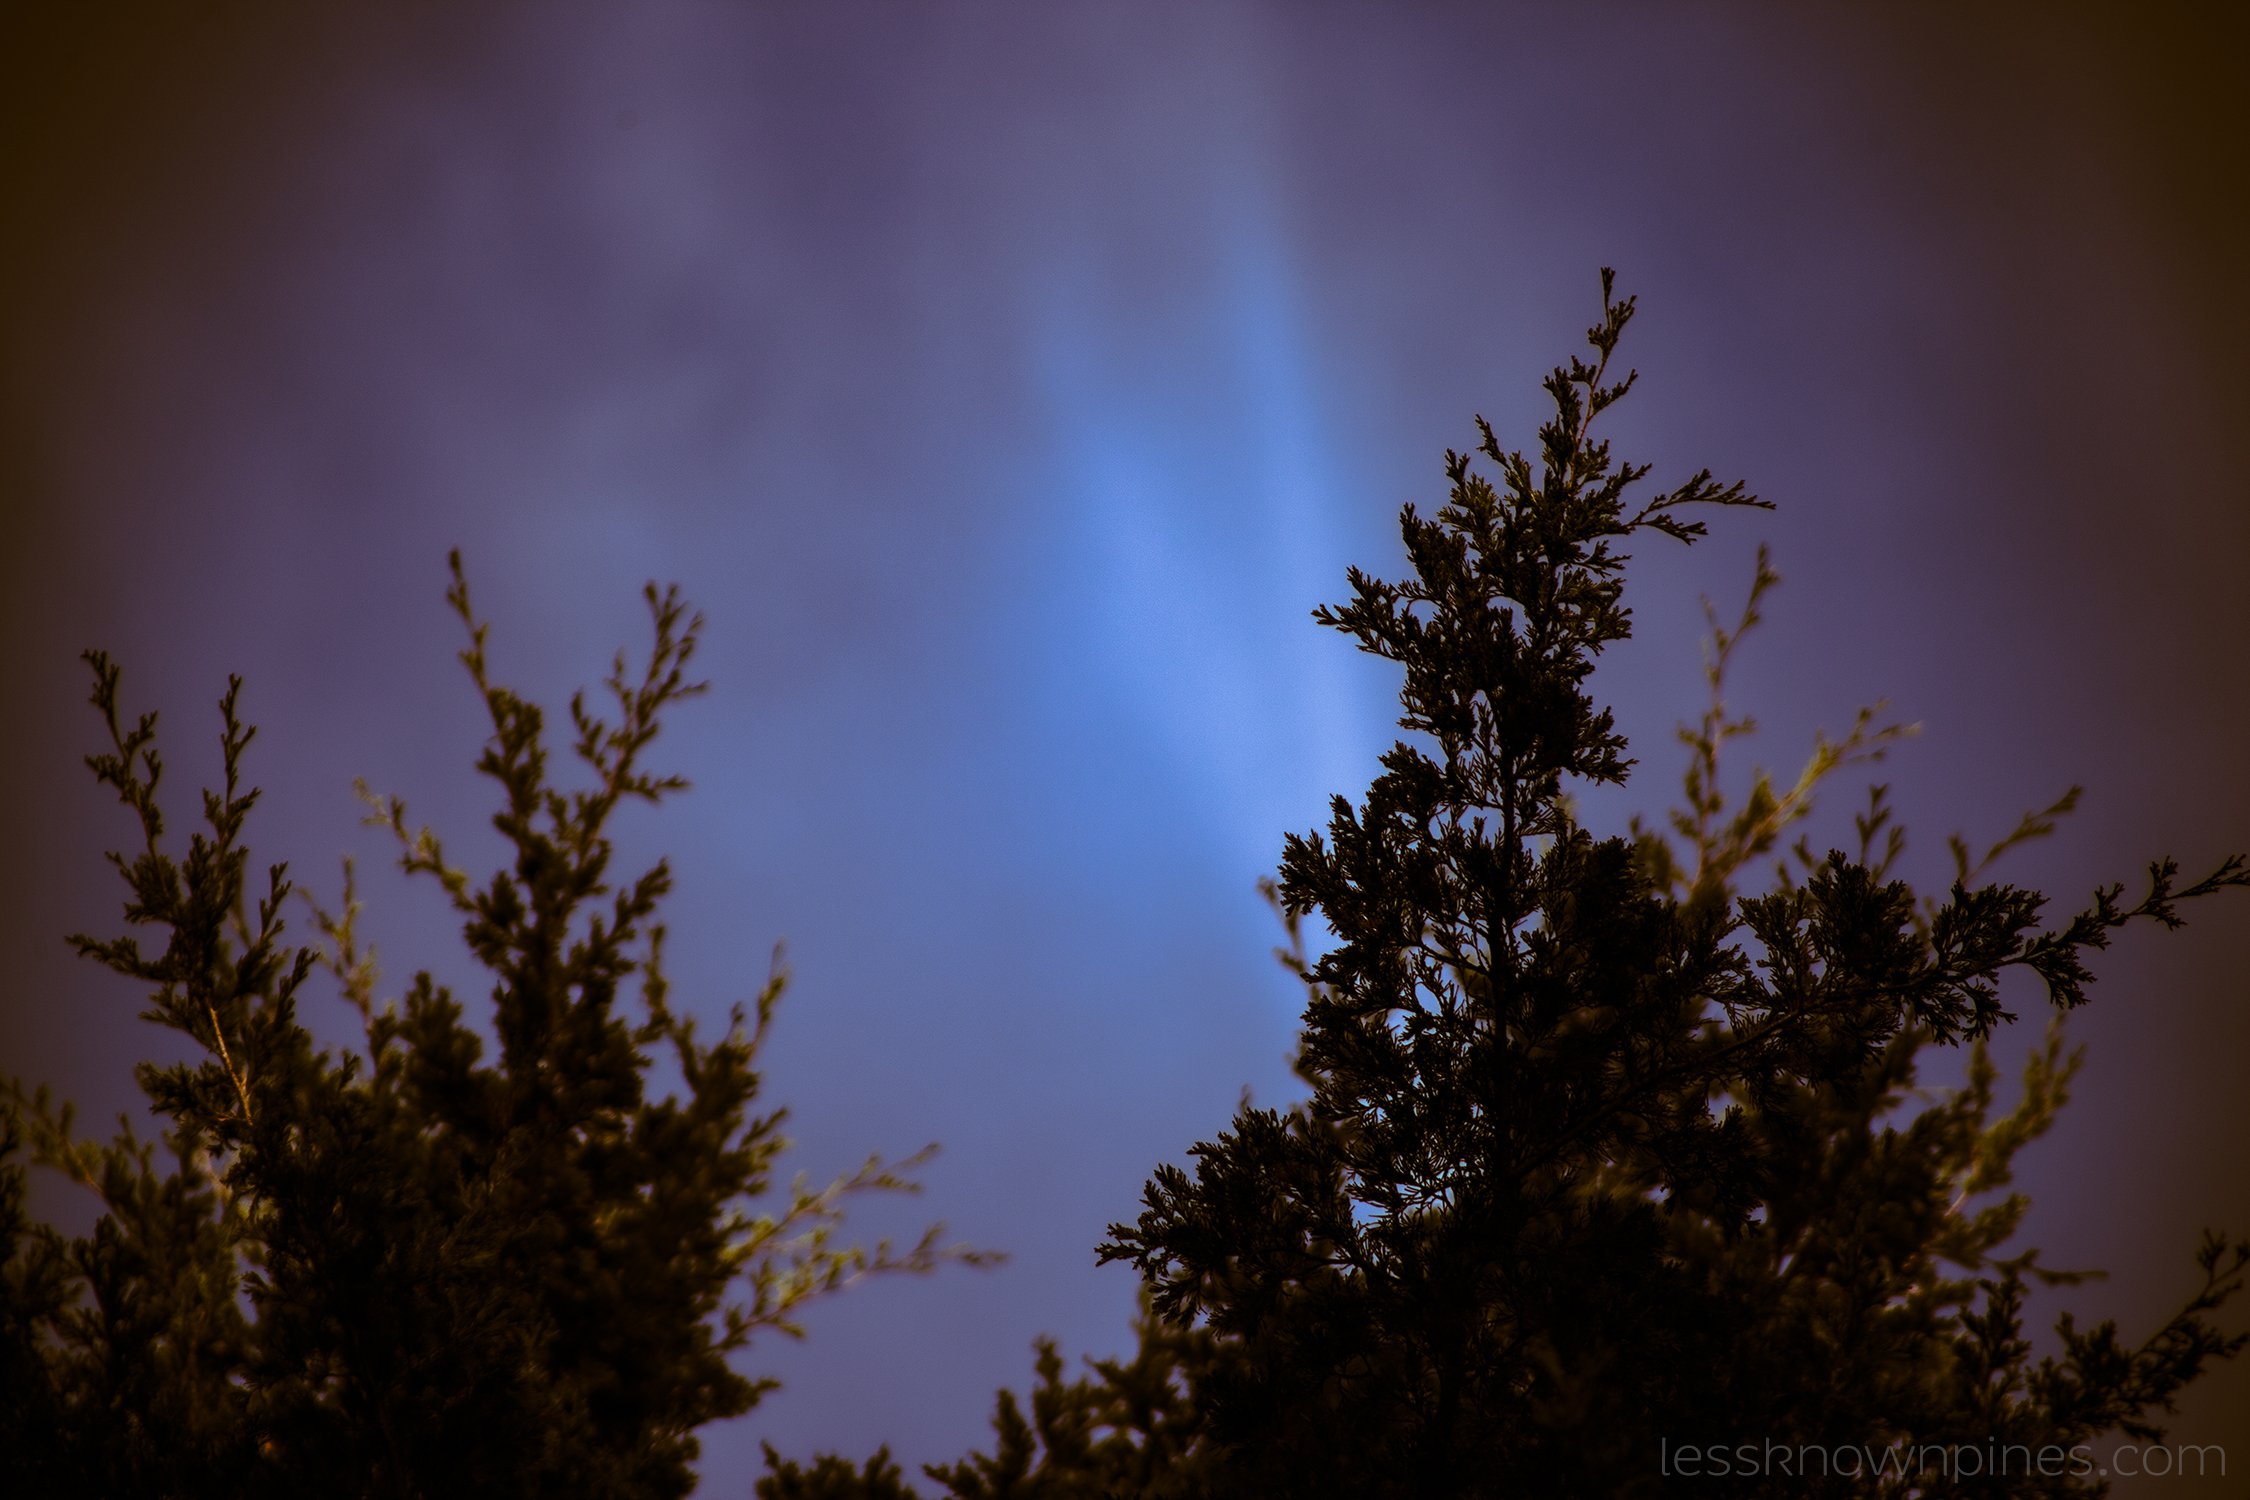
top-left (757, 1295), bottom-right (1213, 1500)
top-left (778, 273), bottom-right (2248, 1499)
top-left (759, 1446), bottom-right (927, 1500)
top-left (0, 1088), bottom-right (256, 1497)
top-left (919, 1295), bottom-right (1214, 1500)
top-left (2, 559), bottom-right (967, 1498)
top-left (1089, 273), bottom-right (2250, 1496)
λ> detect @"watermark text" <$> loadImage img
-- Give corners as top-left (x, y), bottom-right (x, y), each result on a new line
top-left (1660, 1439), bottom-right (2225, 1481)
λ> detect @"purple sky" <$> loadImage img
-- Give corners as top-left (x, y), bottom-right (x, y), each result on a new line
top-left (4, 3), bottom-right (2245, 1491)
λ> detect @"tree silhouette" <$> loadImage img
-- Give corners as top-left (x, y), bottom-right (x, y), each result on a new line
top-left (1, 557), bottom-right (979, 1499)
top-left (768, 274), bottom-right (2249, 1498)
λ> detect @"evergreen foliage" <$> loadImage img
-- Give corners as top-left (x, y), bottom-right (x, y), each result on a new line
top-left (768, 274), bottom-right (2248, 1498)
top-left (6, 276), bottom-right (2245, 1500)
top-left (0, 559), bottom-right (972, 1499)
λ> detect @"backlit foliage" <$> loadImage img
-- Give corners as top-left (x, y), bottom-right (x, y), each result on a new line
top-left (1, 559), bottom-right (977, 1499)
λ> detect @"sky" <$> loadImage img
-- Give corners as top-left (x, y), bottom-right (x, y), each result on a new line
top-left (3, 1), bottom-right (2246, 1491)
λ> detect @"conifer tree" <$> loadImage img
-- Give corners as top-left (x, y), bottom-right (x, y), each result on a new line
top-left (0, 558), bottom-right (973, 1499)
top-left (767, 273), bottom-right (2248, 1499)
top-left (1096, 272), bottom-right (2247, 1498)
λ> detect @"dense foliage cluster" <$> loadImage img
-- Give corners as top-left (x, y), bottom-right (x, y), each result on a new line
top-left (4, 277), bottom-right (2243, 1500)
top-left (767, 276), bottom-right (2249, 1498)
top-left (1, 562), bottom-right (963, 1499)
